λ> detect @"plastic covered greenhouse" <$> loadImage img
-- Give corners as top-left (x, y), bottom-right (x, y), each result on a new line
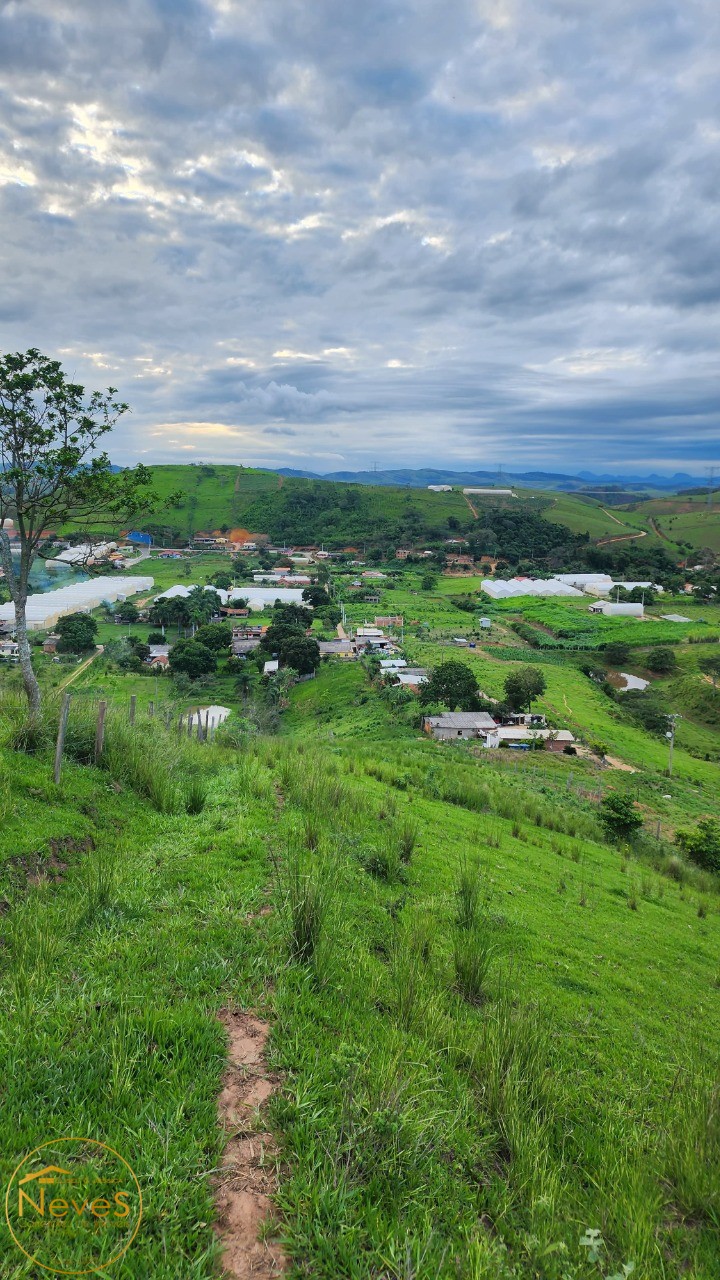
top-left (0, 575), bottom-right (154, 631)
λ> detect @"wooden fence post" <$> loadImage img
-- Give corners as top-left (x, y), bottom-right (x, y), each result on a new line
top-left (187, 710), bottom-right (193, 739)
top-left (53, 692), bottom-right (71, 785)
top-left (204, 711), bottom-right (210, 742)
top-left (129, 694), bottom-right (136, 725)
top-left (95, 700), bottom-right (108, 763)
top-left (148, 700), bottom-right (154, 718)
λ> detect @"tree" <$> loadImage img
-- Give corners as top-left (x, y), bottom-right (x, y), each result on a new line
top-left (503, 666), bottom-right (547, 712)
top-left (279, 634), bottom-right (320, 675)
top-left (421, 573), bottom-right (437, 591)
top-left (169, 639), bottom-right (217, 679)
top-left (302, 585), bottom-right (328, 608)
top-left (56, 612), bottom-right (98, 653)
top-left (603, 641), bottom-right (631, 666)
top-left (599, 793), bottom-right (643, 843)
top-left (193, 622), bottom-right (233, 652)
top-left (0, 350), bottom-right (153, 718)
top-left (646, 646), bottom-right (677, 674)
top-left (699, 653), bottom-right (720, 687)
top-left (115, 601), bottom-right (139, 624)
top-left (211, 571), bottom-right (232, 590)
top-left (419, 661), bottom-right (479, 710)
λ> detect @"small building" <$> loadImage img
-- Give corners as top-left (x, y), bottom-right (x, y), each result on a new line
top-left (462, 488), bottom-right (515, 497)
top-left (588, 602), bottom-right (644, 617)
top-left (479, 617), bottom-right (492, 630)
top-left (263, 659), bottom-right (279, 675)
top-left (395, 549), bottom-right (411, 559)
top-left (423, 712), bottom-right (497, 741)
top-left (375, 616), bottom-right (403, 628)
top-left (427, 485), bottom-right (452, 492)
top-left (148, 644), bottom-right (171, 661)
top-left (0, 640), bottom-right (19, 662)
top-left (42, 634), bottom-right (61, 654)
top-left (379, 658), bottom-right (407, 671)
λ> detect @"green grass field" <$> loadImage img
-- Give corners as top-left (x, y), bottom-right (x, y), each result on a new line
top-left (0, 684), bottom-right (717, 1278)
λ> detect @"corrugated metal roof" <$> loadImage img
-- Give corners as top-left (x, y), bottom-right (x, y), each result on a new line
top-left (425, 713), bottom-right (497, 728)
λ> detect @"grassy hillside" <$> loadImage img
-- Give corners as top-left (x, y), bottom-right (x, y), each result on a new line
top-left (0, 685), bottom-right (717, 1278)
top-left (125, 464), bottom-right (473, 547)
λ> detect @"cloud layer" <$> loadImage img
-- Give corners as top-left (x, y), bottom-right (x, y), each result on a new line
top-left (1, 0), bottom-right (719, 473)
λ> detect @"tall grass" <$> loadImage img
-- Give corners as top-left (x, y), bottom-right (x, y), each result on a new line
top-left (663, 1065), bottom-right (720, 1222)
top-left (276, 844), bottom-right (332, 966)
top-left (454, 857), bottom-right (482, 931)
top-left (452, 927), bottom-right (495, 1005)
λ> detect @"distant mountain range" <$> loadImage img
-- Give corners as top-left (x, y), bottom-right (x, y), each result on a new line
top-left (276, 466), bottom-right (707, 493)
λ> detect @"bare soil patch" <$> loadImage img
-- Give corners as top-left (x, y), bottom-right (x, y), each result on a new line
top-left (214, 1010), bottom-right (285, 1279)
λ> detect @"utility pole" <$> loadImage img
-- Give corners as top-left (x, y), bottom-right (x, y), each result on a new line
top-left (666, 714), bottom-right (681, 778)
top-left (707, 465), bottom-right (716, 510)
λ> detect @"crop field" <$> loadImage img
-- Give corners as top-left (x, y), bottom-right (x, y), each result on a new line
top-left (487, 598), bottom-right (719, 648)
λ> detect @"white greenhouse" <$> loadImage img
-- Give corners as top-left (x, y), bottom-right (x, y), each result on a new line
top-left (0, 575), bottom-right (154, 632)
top-left (481, 578), bottom-right (584, 599)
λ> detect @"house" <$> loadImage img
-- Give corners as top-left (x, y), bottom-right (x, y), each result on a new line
top-left (148, 645), bottom-right (171, 660)
top-left (375, 616), bottom-right (403, 628)
top-left (446, 555), bottom-right (476, 571)
top-left (479, 617), bottom-right (492, 629)
top-left (379, 658), bottom-right (407, 671)
top-left (356, 626), bottom-right (384, 640)
top-left (263, 659), bottom-right (279, 675)
top-left (318, 639), bottom-right (354, 658)
top-left (232, 625), bottom-right (265, 639)
top-left (506, 712), bottom-right (546, 727)
top-left (146, 653), bottom-right (170, 670)
top-left (395, 549), bottom-right (411, 559)
top-left (42, 634), bottom-right (61, 654)
top-left (423, 712), bottom-right (498, 741)
top-left (0, 639), bottom-right (19, 662)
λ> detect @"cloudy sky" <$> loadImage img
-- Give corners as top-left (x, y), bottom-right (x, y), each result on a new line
top-left (1, 0), bottom-right (719, 475)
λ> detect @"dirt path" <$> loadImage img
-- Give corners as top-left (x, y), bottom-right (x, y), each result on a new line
top-left (597, 529), bottom-right (647, 546)
top-left (595, 509), bottom-right (648, 547)
top-left (649, 516), bottom-right (671, 543)
top-left (462, 493), bottom-right (478, 519)
top-left (57, 645), bottom-right (103, 691)
top-left (214, 1010), bottom-right (285, 1278)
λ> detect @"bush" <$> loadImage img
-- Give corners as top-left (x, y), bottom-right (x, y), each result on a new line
top-left (646, 646), bottom-right (677, 674)
top-left (599, 793), bottom-right (643, 843)
top-left (675, 818), bottom-right (720, 873)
